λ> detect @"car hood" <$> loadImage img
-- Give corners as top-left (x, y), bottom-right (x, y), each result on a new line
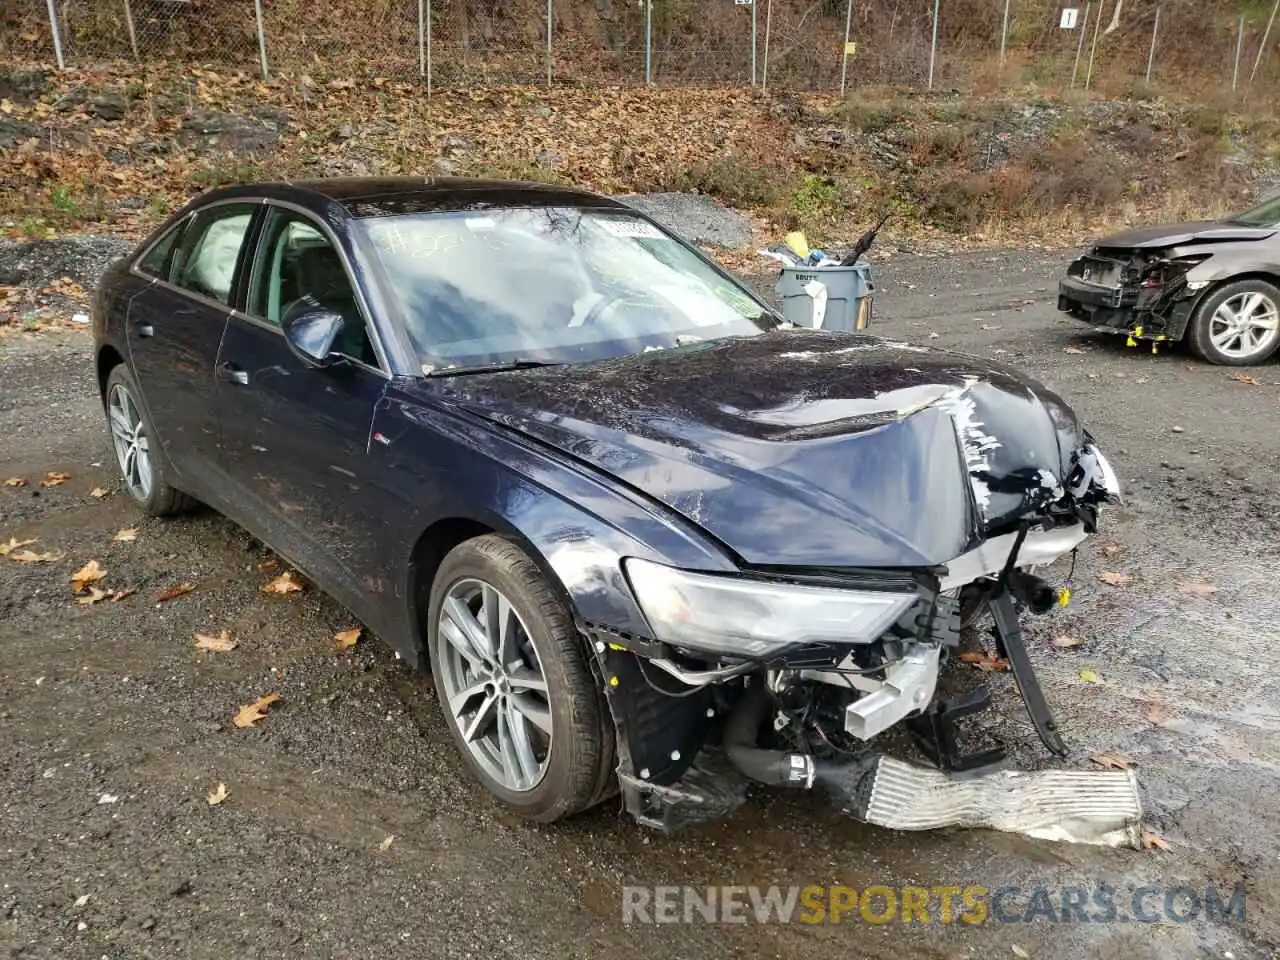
top-left (1096, 219), bottom-right (1276, 249)
top-left (423, 331), bottom-right (1086, 569)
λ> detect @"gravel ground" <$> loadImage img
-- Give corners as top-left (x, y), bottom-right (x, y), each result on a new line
top-left (2, 243), bottom-right (1278, 960)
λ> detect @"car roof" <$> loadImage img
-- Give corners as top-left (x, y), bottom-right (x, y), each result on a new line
top-left (197, 176), bottom-right (630, 219)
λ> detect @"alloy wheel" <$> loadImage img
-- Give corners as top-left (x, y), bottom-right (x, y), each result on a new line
top-left (436, 578), bottom-right (553, 792)
top-left (1209, 291), bottom-right (1280, 360)
top-left (108, 383), bottom-right (154, 501)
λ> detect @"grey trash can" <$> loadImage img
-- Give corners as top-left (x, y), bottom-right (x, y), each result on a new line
top-left (775, 262), bottom-right (874, 332)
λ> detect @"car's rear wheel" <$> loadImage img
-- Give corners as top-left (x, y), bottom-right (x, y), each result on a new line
top-left (426, 534), bottom-right (615, 822)
top-left (1187, 279), bottom-right (1280, 366)
top-left (104, 365), bottom-right (196, 516)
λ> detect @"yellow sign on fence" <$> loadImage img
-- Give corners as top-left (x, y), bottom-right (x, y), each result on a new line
top-left (845, 41), bottom-right (858, 56)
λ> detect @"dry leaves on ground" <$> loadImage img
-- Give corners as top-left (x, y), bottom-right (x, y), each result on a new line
top-left (1232, 373), bottom-right (1259, 385)
top-left (113, 527), bottom-right (139, 542)
top-left (9, 548), bottom-right (62, 563)
top-left (1078, 668), bottom-right (1099, 683)
top-left (77, 586), bottom-right (111, 605)
top-left (194, 630), bottom-right (238, 653)
top-left (1053, 635), bottom-right (1084, 649)
top-left (207, 782), bottom-right (230, 806)
top-left (232, 692), bottom-right (281, 728)
top-left (1141, 829), bottom-right (1171, 851)
top-left (0, 536), bottom-right (36, 556)
top-left (333, 627), bottom-right (361, 651)
top-left (1091, 753), bottom-right (1133, 770)
top-left (41, 471), bottom-right (70, 487)
top-left (256, 557), bottom-right (278, 571)
top-left (71, 560), bottom-right (107, 592)
top-left (1177, 579), bottom-right (1218, 598)
top-left (4, 477), bottom-right (27, 487)
top-left (957, 651), bottom-right (1011, 672)
top-left (1096, 570), bottom-right (1131, 586)
top-left (89, 487), bottom-right (108, 499)
top-left (156, 583), bottom-right (196, 603)
top-left (263, 571), bottom-right (303, 595)
top-left (1063, 346), bottom-right (1086, 354)
top-left (379, 835), bottom-right (395, 851)
top-left (1099, 542), bottom-right (1126, 559)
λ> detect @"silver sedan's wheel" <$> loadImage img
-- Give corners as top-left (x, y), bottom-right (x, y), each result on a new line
top-left (436, 578), bottom-right (552, 792)
top-left (108, 381), bottom-right (154, 502)
top-left (1189, 279), bottom-right (1280, 366)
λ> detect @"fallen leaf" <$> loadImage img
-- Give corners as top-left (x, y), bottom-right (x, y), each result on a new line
top-left (71, 560), bottom-right (107, 592)
top-left (1091, 753), bottom-right (1132, 770)
top-left (334, 627), bottom-right (361, 651)
top-left (89, 487), bottom-right (108, 499)
top-left (255, 556), bottom-right (279, 571)
top-left (76, 586), bottom-right (110, 605)
top-left (1053, 635), bottom-right (1084, 649)
top-left (263, 571), bottom-right (303, 595)
top-left (1079, 668), bottom-right (1099, 683)
top-left (379, 835), bottom-right (395, 851)
top-left (207, 782), bottom-right (230, 806)
top-left (232, 692), bottom-right (281, 728)
top-left (194, 630), bottom-right (238, 653)
top-left (1146, 703), bottom-right (1170, 726)
top-left (1099, 542), bottom-right (1125, 558)
top-left (9, 549), bottom-right (61, 563)
top-left (1012, 946), bottom-right (1031, 959)
top-left (73, 894), bottom-right (90, 908)
top-left (1141, 829), bottom-right (1171, 851)
top-left (1135, 376), bottom-right (1149, 384)
top-left (1063, 346), bottom-right (1085, 354)
top-left (1177, 579), bottom-right (1218, 598)
top-left (113, 527), bottom-right (139, 542)
top-left (1096, 570), bottom-right (1130, 586)
top-left (1232, 373), bottom-right (1259, 385)
top-left (156, 583), bottom-right (195, 603)
top-left (958, 650), bottom-right (1011, 672)
top-left (109, 588), bottom-right (135, 602)
top-left (4, 477), bottom-right (27, 487)
top-left (41, 471), bottom-right (70, 487)
top-left (0, 536), bottom-right (36, 556)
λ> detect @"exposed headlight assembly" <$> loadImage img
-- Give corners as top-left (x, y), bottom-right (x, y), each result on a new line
top-left (623, 558), bottom-right (917, 657)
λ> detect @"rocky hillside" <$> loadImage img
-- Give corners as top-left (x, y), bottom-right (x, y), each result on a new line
top-left (2, 63), bottom-right (1278, 252)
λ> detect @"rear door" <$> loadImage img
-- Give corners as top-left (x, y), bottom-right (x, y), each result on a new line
top-left (126, 201), bottom-right (260, 493)
top-left (213, 203), bottom-right (399, 624)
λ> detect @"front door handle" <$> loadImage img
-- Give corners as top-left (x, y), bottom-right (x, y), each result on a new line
top-left (218, 362), bottom-right (250, 386)
top-left (135, 322), bottom-right (154, 338)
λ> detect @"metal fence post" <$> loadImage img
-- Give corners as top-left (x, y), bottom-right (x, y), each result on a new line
top-left (839, 0), bottom-right (854, 95)
top-left (999, 0), bottom-right (1010, 68)
top-left (418, 0), bottom-right (425, 80)
top-left (1233, 13), bottom-right (1245, 91)
top-left (44, 0), bottom-right (66, 69)
top-left (427, 0), bottom-right (433, 98)
top-left (644, 0), bottom-right (652, 85)
top-left (1249, 0), bottom-right (1280, 93)
top-left (546, 0), bottom-right (553, 87)
top-left (1085, 0), bottom-right (1103, 90)
top-left (123, 0), bottom-right (139, 60)
top-left (761, 0), bottom-right (772, 92)
top-left (927, 0), bottom-right (939, 90)
top-left (1145, 4), bottom-right (1159, 83)
top-left (253, 0), bottom-right (270, 80)
top-left (751, 0), bottom-right (758, 86)
top-left (1070, 1), bottom-right (1090, 86)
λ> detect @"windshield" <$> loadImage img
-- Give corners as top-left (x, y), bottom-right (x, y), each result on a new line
top-left (358, 207), bottom-right (775, 370)
top-left (1228, 194), bottom-right (1280, 226)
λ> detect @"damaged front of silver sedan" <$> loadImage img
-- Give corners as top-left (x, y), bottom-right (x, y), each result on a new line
top-left (438, 330), bottom-right (1136, 846)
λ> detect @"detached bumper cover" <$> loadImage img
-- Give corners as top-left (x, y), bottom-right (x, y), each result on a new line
top-left (825, 755), bottom-right (1144, 847)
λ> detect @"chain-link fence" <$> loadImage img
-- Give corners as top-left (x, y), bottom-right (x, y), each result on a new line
top-left (5, 0), bottom-right (1279, 97)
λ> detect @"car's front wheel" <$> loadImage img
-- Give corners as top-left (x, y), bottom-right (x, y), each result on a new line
top-left (1187, 278), bottom-right (1280, 366)
top-left (426, 534), bottom-right (616, 822)
top-left (104, 365), bottom-right (196, 516)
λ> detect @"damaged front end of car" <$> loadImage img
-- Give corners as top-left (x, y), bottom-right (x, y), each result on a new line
top-left (585, 427), bottom-right (1135, 845)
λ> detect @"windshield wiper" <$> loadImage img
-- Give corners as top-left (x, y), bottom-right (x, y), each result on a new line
top-left (423, 359), bottom-right (562, 378)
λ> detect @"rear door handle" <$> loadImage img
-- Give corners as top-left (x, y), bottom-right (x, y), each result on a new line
top-left (135, 322), bottom-right (154, 338)
top-left (218, 362), bottom-right (250, 386)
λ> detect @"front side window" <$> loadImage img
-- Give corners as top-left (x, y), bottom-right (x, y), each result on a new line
top-left (247, 209), bottom-right (376, 366)
top-left (172, 204), bottom-right (256, 305)
top-left (1228, 193), bottom-right (1280, 227)
top-left (136, 219), bottom-right (185, 280)
top-left (358, 207), bottom-right (773, 371)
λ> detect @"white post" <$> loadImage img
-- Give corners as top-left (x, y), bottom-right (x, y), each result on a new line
top-left (840, 0), bottom-right (854, 95)
top-left (253, 0), bottom-right (269, 80)
top-left (644, 0), bottom-right (652, 84)
top-left (1070, 1), bottom-right (1090, 86)
top-left (999, 0), bottom-right (1010, 68)
top-left (1249, 0), bottom-right (1280, 92)
top-left (418, 0), bottom-right (425, 79)
top-left (427, 0), bottom-right (433, 97)
top-left (545, 0), bottom-right (552, 87)
top-left (44, 0), bottom-right (66, 69)
top-left (751, 0), bottom-right (758, 86)
top-left (1085, 0), bottom-right (1103, 90)
top-left (1233, 13), bottom-right (1245, 91)
top-left (762, 0), bottom-right (773, 92)
top-left (927, 0), bottom-right (940, 89)
top-left (123, 0), bottom-right (139, 60)
top-left (1145, 4), bottom-right (1159, 83)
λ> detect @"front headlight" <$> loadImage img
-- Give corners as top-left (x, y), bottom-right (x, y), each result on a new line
top-left (623, 558), bottom-right (918, 657)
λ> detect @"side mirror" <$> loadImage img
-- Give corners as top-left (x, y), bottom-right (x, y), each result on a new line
top-left (281, 307), bottom-right (346, 368)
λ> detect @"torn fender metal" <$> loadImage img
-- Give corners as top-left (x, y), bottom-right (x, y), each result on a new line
top-left (821, 755), bottom-right (1144, 848)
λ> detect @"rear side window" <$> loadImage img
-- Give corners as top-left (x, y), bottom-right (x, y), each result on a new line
top-left (136, 220), bottom-right (185, 280)
top-left (172, 204), bottom-right (257, 305)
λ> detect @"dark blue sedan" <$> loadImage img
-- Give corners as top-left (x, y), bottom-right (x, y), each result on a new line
top-left (92, 177), bottom-right (1123, 832)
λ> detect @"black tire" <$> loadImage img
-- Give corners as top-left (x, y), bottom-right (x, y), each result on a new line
top-left (1186, 278), bottom-right (1280, 366)
top-left (103, 365), bottom-right (197, 517)
top-left (426, 534), bottom-right (615, 822)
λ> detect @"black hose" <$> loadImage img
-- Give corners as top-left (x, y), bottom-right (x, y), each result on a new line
top-left (723, 683), bottom-right (815, 789)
